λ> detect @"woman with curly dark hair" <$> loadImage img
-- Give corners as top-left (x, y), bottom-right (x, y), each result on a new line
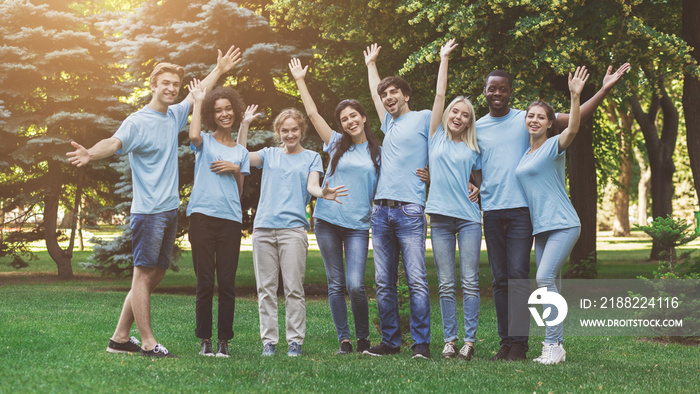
top-left (186, 81), bottom-right (257, 358)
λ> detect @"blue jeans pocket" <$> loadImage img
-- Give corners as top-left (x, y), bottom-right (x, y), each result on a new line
top-left (401, 203), bottom-right (424, 217)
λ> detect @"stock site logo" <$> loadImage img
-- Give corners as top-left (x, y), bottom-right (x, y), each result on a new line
top-left (528, 287), bottom-right (568, 327)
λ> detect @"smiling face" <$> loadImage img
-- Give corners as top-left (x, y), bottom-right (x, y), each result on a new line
top-left (338, 106), bottom-right (367, 140)
top-left (213, 98), bottom-right (235, 131)
top-left (525, 105), bottom-right (553, 138)
top-left (151, 72), bottom-right (181, 107)
top-left (484, 75), bottom-right (512, 117)
top-left (279, 117), bottom-right (303, 151)
top-left (446, 101), bottom-right (472, 136)
top-left (380, 85), bottom-right (410, 118)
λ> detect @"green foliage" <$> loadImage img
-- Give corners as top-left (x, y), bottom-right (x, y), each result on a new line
top-left (565, 251), bottom-right (598, 279)
top-left (636, 215), bottom-right (699, 270)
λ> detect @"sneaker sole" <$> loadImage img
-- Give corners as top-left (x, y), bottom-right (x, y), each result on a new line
top-left (362, 350), bottom-right (384, 357)
top-left (215, 353), bottom-right (230, 358)
top-left (412, 354), bottom-right (430, 359)
top-left (106, 347), bottom-right (140, 354)
top-left (199, 352), bottom-right (215, 357)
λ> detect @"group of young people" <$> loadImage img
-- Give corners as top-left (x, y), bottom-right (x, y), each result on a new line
top-left (67, 40), bottom-right (629, 364)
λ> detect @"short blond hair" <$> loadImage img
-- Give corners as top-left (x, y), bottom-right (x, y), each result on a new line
top-left (273, 108), bottom-right (308, 142)
top-left (149, 62), bottom-right (185, 87)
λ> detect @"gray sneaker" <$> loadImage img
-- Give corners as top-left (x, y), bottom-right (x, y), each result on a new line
top-left (262, 342), bottom-right (276, 356)
top-left (457, 343), bottom-right (475, 361)
top-left (287, 341), bottom-right (302, 357)
top-left (534, 342), bottom-right (566, 365)
top-left (200, 340), bottom-right (214, 357)
top-left (442, 342), bottom-right (457, 359)
top-left (215, 340), bottom-right (229, 358)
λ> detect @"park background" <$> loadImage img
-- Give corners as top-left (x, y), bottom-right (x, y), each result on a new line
top-left (1, 0), bottom-right (700, 392)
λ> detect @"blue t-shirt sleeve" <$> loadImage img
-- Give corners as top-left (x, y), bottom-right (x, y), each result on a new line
top-left (380, 112), bottom-right (392, 134)
top-left (171, 101), bottom-right (191, 130)
top-left (309, 152), bottom-right (324, 174)
top-left (240, 149), bottom-right (250, 176)
top-left (420, 110), bottom-right (431, 138)
top-left (474, 152), bottom-right (482, 171)
top-left (256, 147), bottom-right (269, 169)
top-left (548, 136), bottom-right (565, 157)
top-left (190, 133), bottom-right (204, 152)
top-left (323, 131), bottom-right (342, 153)
top-left (113, 119), bottom-right (137, 155)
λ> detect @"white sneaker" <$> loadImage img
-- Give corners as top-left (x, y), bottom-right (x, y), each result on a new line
top-left (534, 342), bottom-right (566, 365)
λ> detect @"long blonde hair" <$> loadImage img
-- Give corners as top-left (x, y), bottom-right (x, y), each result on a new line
top-left (441, 96), bottom-right (479, 153)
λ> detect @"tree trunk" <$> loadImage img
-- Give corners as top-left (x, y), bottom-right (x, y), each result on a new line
top-left (635, 146), bottom-right (651, 226)
top-left (44, 160), bottom-right (73, 279)
top-left (609, 104), bottom-right (635, 236)
top-left (629, 79), bottom-right (679, 260)
top-left (567, 117), bottom-right (598, 278)
top-left (683, 0), bottom-right (700, 206)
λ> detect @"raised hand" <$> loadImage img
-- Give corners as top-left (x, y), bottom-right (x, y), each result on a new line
top-left (364, 43), bottom-right (381, 65)
top-left (188, 79), bottom-right (206, 103)
top-left (601, 62), bottom-right (631, 91)
top-left (288, 58), bottom-right (308, 81)
top-left (216, 45), bottom-right (242, 74)
top-left (322, 180), bottom-right (348, 204)
top-left (210, 160), bottom-right (240, 175)
top-left (440, 38), bottom-right (458, 59)
top-left (66, 141), bottom-right (90, 167)
top-left (568, 66), bottom-right (590, 98)
top-left (241, 104), bottom-right (263, 126)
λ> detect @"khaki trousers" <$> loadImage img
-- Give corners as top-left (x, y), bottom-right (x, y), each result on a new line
top-left (252, 227), bottom-right (308, 345)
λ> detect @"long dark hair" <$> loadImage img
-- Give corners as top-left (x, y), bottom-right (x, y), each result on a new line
top-left (329, 100), bottom-right (381, 176)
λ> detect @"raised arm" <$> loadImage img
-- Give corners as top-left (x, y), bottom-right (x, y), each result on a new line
top-left (66, 138), bottom-right (121, 167)
top-left (289, 58), bottom-right (333, 145)
top-left (236, 104), bottom-right (262, 149)
top-left (184, 45), bottom-right (242, 107)
top-left (557, 66), bottom-right (589, 152)
top-left (554, 62), bottom-right (630, 129)
top-left (430, 38), bottom-right (458, 137)
top-left (364, 43), bottom-right (386, 123)
top-left (306, 172), bottom-right (348, 204)
top-left (188, 79), bottom-right (207, 148)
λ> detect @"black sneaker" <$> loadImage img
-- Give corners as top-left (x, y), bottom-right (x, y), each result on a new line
top-left (106, 336), bottom-right (141, 354)
top-left (505, 343), bottom-right (528, 361)
top-left (457, 343), bottom-right (475, 361)
top-left (363, 342), bottom-right (400, 356)
top-left (216, 340), bottom-right (230, 358)
top-left (356, 338), bottom-right (371, 353)
top-left (200, 340), bottom-right (214, 357)
top-left (141, 343), bottom-right (177, 358)
top-left (489, 345), bottom-right (511, 361)
top-left (336, 341), bottom-right (353, 355)
top-left (411, 343), bottom-right (431, 359)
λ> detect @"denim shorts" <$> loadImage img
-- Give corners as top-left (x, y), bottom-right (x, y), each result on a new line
top-left (131, 209), bottom-right (178, 270)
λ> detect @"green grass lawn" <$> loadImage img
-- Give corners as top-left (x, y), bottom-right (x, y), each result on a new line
top-left (1, 230), bottom-right (699, 392)
top-left (2, 285), bottom-right (699, 393)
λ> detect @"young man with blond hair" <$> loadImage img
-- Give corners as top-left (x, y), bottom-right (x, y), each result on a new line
top-left (67, 46), bottom-right (241, 358)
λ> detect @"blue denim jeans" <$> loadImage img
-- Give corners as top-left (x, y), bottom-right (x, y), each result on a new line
top-left (315, 219), bottom-right (370, 342)
top-left (429, 214), bottom-right (482, 343)
top-left (483, 208), bottom-right (533, 349)
top-left (534, 226), bottom-right (580, 344)
top-left (371, 203), bottom-right (431, 348)
top-left (131, 209), bottom-right (178, 270)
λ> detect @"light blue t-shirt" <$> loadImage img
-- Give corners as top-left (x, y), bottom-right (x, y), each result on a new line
top-left (186, 133), bottom-right (250, 223)
top-left (515, 135), bottom-right (581, 235)
top-left (254, 147), bottom-right (323, 230)
top-left (113, 100), bottom-right (191, 214)
top-left (375, 110), bottom-right (431, 206)
top-left (425, 124), bottom-right (482, 223)
top-left (475, 108), bottom-right (530, 211)
top-left (313, 131), bottom-right (379, 230)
